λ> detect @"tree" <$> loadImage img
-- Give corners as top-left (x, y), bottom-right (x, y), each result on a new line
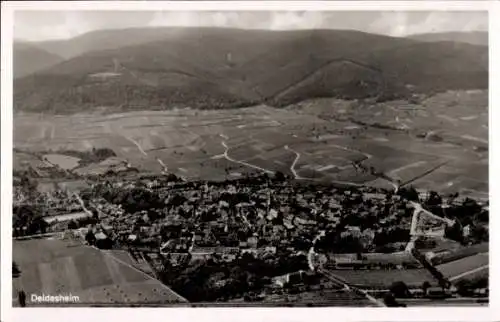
top-left (85, 230), bottom-right (96, 246)
top-left (28, 216), bottom-right (48, 235)
top-left (67, 220), bottom-right (78, 230)
top-left (398, 186), bottom-right (419, 202)
top-left (383, 292), bottom-right (399, 307)
top-left (455, 279), bottom-right (473, 297)
top-left (13, 262), bottom-right (21, 277)
top-left (445, 222), bottom-right (464, 243)
top-left (421, 281), bottom-right (431, 294)
top-left (470, 225), bottom-right (488, 243)
top-left (18, 290), bottom-right (27, 307)
top-left (332, 235), bottom-right (364, 254)
top-left (426, 191), bottom-right (442, 207)
top-left (166, 173), bottom-right (180, 182)
top-left (274, 171), bottom-right (286, 182)
top-left (389, 281), bottom-right (410, 298)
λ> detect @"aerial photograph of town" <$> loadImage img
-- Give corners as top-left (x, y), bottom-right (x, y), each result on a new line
top-left (10, 9), bottom-right (489, 308)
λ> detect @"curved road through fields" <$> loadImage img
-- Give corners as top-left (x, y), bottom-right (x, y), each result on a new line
top-left (284, 144), bottom-right (364, 187)
top-left (219, 134), bottom-right (275, 175)
top-left (284, 145), bottom-right (304, 179)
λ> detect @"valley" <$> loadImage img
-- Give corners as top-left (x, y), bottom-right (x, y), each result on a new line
top-left (14, 89), bottom-right (488, 198)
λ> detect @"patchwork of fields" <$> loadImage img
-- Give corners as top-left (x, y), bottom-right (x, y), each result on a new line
top-left (14, 91), bottom-right (488, 196)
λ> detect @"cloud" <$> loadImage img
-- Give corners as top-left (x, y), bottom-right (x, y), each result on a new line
top-left (14, 10), bottom-right (488, 42)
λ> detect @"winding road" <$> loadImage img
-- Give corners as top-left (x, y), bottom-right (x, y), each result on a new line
top-left (307, 230), bottom-right (325, 271)
top-left (73, 192), bottom-right (93, 217)
top-left (219, 134), bottom-right (275, 175)
top-left (284, 145), bottom-right (304, 179)
top-left (284, 144), bottom-right (364, 187)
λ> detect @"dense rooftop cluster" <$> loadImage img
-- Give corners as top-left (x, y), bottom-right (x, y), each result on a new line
top-left (12, 172), bottom-right (489, 302)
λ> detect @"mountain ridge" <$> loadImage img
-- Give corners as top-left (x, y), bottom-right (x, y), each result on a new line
top-left (407, 31), bottom-right (488, 46)
top-left (14, 42), bottom-right (65, 79)
top-left (14, 28), bottom-right (488, 114)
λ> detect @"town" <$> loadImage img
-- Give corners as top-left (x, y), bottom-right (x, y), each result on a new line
top-left (13, 170), bottom-right (489, 306)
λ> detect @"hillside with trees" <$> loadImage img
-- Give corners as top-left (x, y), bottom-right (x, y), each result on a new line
top-left (14, 42), bottom-right (64, 78)
top-left (14, 28), bottom-right (488, 113)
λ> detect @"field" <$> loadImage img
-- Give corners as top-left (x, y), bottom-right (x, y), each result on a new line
top-left (436, 253), bottom-right (489, 281)
top-left (12, 239), bottom-right (186, 306)
top-left (258, 289), bottom-right (377, 307)
top-left (328, 251), bottom-right (422, 267)
top-left (429, 242), bottom-right (489, 265)
top-left (43, 154), bottom-right (81, 170)
top-left (326, 268), bottom-right (439, 289)
top-left (14, 90), bottom-right (488, 196)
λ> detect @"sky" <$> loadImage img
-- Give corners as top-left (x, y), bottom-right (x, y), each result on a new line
top-left (14, 10), bottom-right (488, 42)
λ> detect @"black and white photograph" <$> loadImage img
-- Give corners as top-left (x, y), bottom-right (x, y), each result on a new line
top-left (2, 2), bottom-right (494, 315)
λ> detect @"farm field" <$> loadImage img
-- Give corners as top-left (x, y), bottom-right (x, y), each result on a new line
top-left (14, 91), bottom-right (488, 195)
top-left (259, 289), bottom-right (377, 307)
top-left (43, 154), bottom-right (81, 170)
top-left (326, 269), bottom-right (439, 288)
top-left (328, 252), bottom-right (422, 267)
top-left (436, 253), bottom-right (489, 280)
top-left (429, 243), bottom-right (489, 266)
top-left (12, 239), bottom-right (186, 306)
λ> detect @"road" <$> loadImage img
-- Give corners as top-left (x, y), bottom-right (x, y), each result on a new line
top-left (156, 157), bottom-right (168, 172)
top-left (284, 145), bottom-right (304, 179)
top-left (329, 143), bottom-right (373, 161)
top-left (318, 268), bottom-right (386, 307)
top-left (219, 134), bottom-right (274, 175)
top-left (449, 264), bottom-right (489, 282)
top-left (120, 131), bottom-right (169, 171)
top-left (284, 144), bottom-right (364, 187)
top-left (389, 161), bottom-right (427, 177)
top-left (307, 230), bottom-right (325, 271)
top-left (73, 192), bottom-right (93, 217)
top-left (409, 201), bottom-right (454, 236)
top-left (123, 136), bottom-right (148, 156)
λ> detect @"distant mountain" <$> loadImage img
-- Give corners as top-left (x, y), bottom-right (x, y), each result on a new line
top-left (23, 27), bottom-right (212, 60)
top-left (408, 31), bottom-right (488, 46)
top-left (13, 42), bottom-right (64, 78)
top-left (14, 28), bottom-right (488, 114)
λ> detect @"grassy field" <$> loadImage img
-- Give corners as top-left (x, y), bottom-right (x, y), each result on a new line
top-left (14, 90), bottom-right (488, 195)
top-left (12, 239), bottom-right (186, 306)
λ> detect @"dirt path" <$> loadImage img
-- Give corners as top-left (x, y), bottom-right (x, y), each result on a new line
top-left (449, 264), bottom-right (488, 282)
top-left (123, 136), bottom-right (148, 156)
top-left (284, 145), bottom-right (304, 179)
top-left (389, 161), bottom-right (428, 177)
top-left (220, 135), bottom-right (274, 175)
top-left (318, 268), bottom-right (386, 307)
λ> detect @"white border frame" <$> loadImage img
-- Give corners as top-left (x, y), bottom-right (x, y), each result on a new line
top-left (1, 2), bottom-right (498, 322)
